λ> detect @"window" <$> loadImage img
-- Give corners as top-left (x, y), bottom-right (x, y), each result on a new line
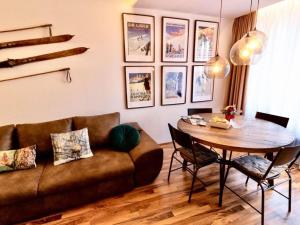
top-left (246, 0), bottom-right (300, 138)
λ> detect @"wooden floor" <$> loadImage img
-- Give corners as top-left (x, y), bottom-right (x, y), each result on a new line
top-left (26, 144), bottom-right (300, 225)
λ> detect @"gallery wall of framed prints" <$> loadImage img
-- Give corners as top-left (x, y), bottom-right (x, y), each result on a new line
top-left (122, 12), bottom-right (219, 109)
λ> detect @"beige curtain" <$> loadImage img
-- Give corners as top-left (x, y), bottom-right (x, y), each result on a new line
top-left (226, 12), bottom-right (256, 113)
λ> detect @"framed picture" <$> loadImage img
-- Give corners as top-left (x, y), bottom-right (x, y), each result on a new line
top-left (161, 66), bottom-right (187, 106)
top-left (191, 65), bottom-right (214, 102)
top-left (162, 17), bottom-right (189, 62)
top-left (125, 66), bottom-right (155, 109)
top-left (193, 20), bottom-right (218, 62)
top-left (122, 13), bottom-right (155, 62)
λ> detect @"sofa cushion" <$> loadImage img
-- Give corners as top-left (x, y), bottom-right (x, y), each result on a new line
top-left (0, 163), bottom-right (45, 207)
top-left (51, 128), bottom-right (93, 166)
top-left (0, 124), bottom-right (15, 150)
top-left (16, 118), bottom-right (72, 159)
top-left (109, 125), bottom-right (140, 152)
top-left (0, 146), bottom-right (37, 173)
top-left (38, 149), bottom-right (134, 196)
top-left (73, 112), bottom-right (120, 148)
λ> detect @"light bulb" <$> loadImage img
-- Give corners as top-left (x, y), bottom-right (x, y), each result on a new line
top-left (204, 55), bottom-right (230, 79)
top-left (239, 48), bottom-right (252, 59)
top-left (230, 35), bottom-right (264, 66)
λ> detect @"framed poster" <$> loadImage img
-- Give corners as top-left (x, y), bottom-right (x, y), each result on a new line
top-left (162, 17), bottom-right (189, 62)
top-left (125, 66), bottom-right (155, 109)
top-left (193, 20), bottom-right (218, 62)
top-left (161, 66), bottom-right (187, 106)
top-left (122, 13), bottom-right (155, 62)
top-left (191, 65), bottom-right (214, 102)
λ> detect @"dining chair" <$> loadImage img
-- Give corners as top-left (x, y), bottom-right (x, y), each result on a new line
top-left (168, 123), bottom-right (219, 202)
top-left (222, 143), bottom-right (300, 225)
top-left (255, 112), bottom-right (289, 128)
top-left (244, 111), bottom-right (290, 185)
top-left (187, 108), bottom-right (212, 116)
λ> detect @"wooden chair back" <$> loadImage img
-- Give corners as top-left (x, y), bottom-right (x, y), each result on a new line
top-left (168, 123), bottom-right (193, 150)
top-left (263, 143), bottom-right (300, 179)
top-left (188, 108), bottom-right (212, 116)
top-left (256, 112), bottom-right (289, 128)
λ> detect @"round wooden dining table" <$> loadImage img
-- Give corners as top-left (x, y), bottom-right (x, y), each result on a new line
top-left (177, 113), bottom-right (295, 206)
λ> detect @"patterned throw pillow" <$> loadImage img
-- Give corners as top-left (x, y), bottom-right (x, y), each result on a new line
top-left (0, 146), bottom-right (37, 173)
top-left (51, 128), bottom-right (93, 166)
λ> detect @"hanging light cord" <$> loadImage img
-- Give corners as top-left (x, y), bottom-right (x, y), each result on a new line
top-left (216, 0), bottom-right (223, 55)
top-left (254, 0), bottom-right (260, 30)
top-left (248, 0), bottom-right (254, 33)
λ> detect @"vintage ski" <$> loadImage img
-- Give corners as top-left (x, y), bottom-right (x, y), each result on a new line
top-left (0, 47), bottom-right (88, 68)
top-left (0, 34), bottom-right (74, 49)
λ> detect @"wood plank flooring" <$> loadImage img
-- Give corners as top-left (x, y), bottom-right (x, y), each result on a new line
top-left (25, 144), bottom-right (300, 225)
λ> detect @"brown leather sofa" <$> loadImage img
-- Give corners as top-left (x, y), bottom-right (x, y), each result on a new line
top-left (0, 112), bottom-right (163, 225)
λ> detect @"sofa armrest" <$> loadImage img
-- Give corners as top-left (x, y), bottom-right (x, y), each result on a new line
top-left (125, 122), bottom-right (163, 187)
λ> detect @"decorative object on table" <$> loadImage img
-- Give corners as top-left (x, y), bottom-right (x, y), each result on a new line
top-left (230, 0), bottom-right (267, 65)
top-left (122, 13), bottom-right (155, 62)
top-left (208, 116), bottom-right (231, 129)
top-left (221, 105), bottom-right (237, 121)
top-left (0, 145), bottom-right (36, 173)
top-left (162, 17), bottom-right (189, 62)
top-left (0, 34), bottom-right (74, 50)
top-left (125, 66), bottom-right (155, 109)
top-left (0, 68), bottom-right (71, 83)
top-left (193, 20), bottom-right (218, 63)
top-left (50, 128), bottom-right (93, 166)
top-left (0, 24), bottom-right (53, 36)
top-left (0, 47), bottom-right (88, 68)
top-left (203, 0), bottom-right (231, 78)
top-left (109, 124), bottom-right (141, 152)
top-left (161, 66), bottom-right (187, 106)
top-left (191, 65), bottom-right (214, 102)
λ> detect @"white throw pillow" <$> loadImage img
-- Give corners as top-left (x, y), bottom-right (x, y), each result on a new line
top-left (50, 128), bottom-right (93, 166)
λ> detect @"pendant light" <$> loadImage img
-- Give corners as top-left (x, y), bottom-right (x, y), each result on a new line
top-left (204, 0), bottom-right (230, 79)
top-left (230, 0), bottom-right (267, 65)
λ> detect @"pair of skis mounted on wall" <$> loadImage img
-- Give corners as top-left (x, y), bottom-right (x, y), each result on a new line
top-left (0, 24), bottom-right (88, 83)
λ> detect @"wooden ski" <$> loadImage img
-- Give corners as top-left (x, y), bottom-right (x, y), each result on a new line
top-left (0, 35), bottom-right (74, 49)
top-left (0, 47), bottom-right (88, 68)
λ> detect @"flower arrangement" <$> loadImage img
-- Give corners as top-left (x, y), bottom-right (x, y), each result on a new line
top-left (221, 105), bottom-right (237, 121)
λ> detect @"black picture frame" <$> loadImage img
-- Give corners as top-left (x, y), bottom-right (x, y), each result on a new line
top-left (122, 13), bottom-right (155, 63)
top-left (124, 66), bottom-right (155, 109)
top-left (161, 65), bottom-right (188, 106)
top-left (161, 16), bottom-right (190, 63)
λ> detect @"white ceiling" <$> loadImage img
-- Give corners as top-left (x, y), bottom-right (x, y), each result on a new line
top-left (134, 0), bottom-right (283, 18)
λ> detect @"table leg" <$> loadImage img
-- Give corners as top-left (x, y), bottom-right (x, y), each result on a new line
top-left (219, 149), bottom-right (227, 207)
top-left (266, 152), bottom-right (274, 186)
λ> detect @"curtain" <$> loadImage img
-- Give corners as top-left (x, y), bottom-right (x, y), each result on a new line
top-left (226, 12), bottom-right (256, 113)
top-left (245, 0), bottom-right (300, 140)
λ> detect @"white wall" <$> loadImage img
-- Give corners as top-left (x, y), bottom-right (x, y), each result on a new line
top-left (0, 0), bottom-right (233, 143)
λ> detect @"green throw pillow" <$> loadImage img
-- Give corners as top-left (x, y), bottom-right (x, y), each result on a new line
top-left (109, 125), bottom-right (140, 152)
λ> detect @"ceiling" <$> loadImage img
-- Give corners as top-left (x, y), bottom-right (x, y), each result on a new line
top-left (134, 0), bottom-right (283, 18)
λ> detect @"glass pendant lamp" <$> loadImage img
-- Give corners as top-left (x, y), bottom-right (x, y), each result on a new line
top-left (230, 0), bottom-right (267, 65)
top-left (204, 0), bottom-right (230, 78)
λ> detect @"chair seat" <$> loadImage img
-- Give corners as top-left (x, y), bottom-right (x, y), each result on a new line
top-left (179, 143), bottom-right (218, 167)
top-left (232, 155), bottom-right (287, 180)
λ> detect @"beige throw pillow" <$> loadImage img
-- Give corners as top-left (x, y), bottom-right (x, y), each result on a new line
top-left (51, 128), bottom-right (93, 166)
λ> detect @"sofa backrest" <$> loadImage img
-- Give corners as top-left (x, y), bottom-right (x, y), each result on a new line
top-left (16, 118), bottom-right (72, 159)
top-left (0, 124), bottom-right (15, 150)
top-left (73, 112), bottom-right (120, 148)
